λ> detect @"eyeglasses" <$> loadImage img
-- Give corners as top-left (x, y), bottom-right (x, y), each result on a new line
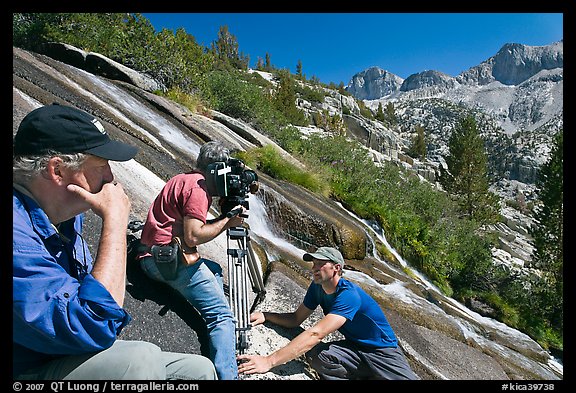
top-left (71, 230), bottom-right (89, 279)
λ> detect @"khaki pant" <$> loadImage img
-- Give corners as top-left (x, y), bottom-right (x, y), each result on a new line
top-left (17, 340), bottom-right (217, 380)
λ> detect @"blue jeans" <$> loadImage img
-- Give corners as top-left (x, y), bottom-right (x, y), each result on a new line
top-left (141, 256), bottom-right (238, 380)
top-left (17, 340), bottom-right (217, 380)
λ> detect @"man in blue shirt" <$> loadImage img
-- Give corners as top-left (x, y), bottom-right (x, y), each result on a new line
top-left (13, 103), bottom-right (216, 380)
top-left (236, 247), bottom-right (417, 380)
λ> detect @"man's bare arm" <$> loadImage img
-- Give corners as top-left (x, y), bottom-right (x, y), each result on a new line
top-left (250, 303), bottom-right (313, 328)
top-left (183, 212), bottom-right (243, 247)
top-left (67, 181), bottom-right (130, 306)
top-left (266, 313), bottom-right (346, 368)
top-left (237, 313), bottom-right (346, 375)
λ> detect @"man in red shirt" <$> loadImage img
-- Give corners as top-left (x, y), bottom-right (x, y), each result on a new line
top-left (139, 141), bottom-right (246, 380)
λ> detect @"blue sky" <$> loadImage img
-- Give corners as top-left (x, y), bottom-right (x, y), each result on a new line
top-left (142, 13), bottom-right (563, 85)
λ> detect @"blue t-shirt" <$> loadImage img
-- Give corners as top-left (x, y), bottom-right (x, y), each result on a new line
top-left (303, 278), bottom-right (398, 348)
top-left (13, 188), bottom-right (131, 377)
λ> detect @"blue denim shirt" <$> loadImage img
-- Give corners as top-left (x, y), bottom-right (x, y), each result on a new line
top-left (13, 188), bottom-right (131, 377)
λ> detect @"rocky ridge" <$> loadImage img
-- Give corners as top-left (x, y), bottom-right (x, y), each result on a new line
top-left (301, 41), bottom-right (563, 281)
top-left (12, 44), bottom-right (563, 381)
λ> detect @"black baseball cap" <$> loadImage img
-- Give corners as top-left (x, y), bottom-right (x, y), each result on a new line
top-left (13, 103), bottom-right (138, 161)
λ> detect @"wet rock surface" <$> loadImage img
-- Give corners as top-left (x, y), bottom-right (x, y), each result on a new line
top-left (12, 45), bottom-right (562, 381)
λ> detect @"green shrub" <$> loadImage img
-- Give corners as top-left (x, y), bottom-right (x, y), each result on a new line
top-left (13, 12), bottom-right (561, 351)
top-left (239, 145), bottom-right (329, 195)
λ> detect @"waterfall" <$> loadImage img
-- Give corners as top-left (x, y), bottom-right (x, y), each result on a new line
top-left (245, 193), bottom-right (304, 261)
top-left (14, 44), bottom-right (562, 379)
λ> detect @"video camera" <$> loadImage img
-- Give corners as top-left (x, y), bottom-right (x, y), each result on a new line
top-left (206, 158), bottom-right (258, 216)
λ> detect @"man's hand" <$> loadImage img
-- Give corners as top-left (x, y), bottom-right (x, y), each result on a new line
top-left (68, 180), bottom-right (130, 306)
top-left (67, 180), bottom-right (130, 225)
top-left (224, 205), bottom-right (246, 228)
top-left (249, 311), bottom-right (266, 327)
top-left (237, 354), bottom-right (273, 375)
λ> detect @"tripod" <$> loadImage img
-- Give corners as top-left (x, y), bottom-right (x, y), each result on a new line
top-left (226, 225), bottom-right (266, 354)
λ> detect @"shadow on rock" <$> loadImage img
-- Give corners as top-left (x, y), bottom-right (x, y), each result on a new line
top-left (263, 323), bottom-right (305, 342)
top-left (125, 235), bottom-right (210, 357)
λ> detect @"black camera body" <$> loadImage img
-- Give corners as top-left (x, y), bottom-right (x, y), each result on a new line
top-left (206, 158), bottom-right (258, 215)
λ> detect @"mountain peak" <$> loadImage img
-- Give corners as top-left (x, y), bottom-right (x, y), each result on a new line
top-left (400, 69), bottom-right (457, 92)
top-left (345, 66), bottom-right (403, 100)
top-left (347, 41), bottom-right (563, 97)
top-left (345, 41), bottom-right (562, 136)
top-left (489, 41), bottom-right (564, 85)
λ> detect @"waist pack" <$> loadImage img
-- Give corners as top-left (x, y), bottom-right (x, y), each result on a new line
top-left (150, 237), bottom-right (200, 281)
top-left (172, 236), bottom-right (201, 266)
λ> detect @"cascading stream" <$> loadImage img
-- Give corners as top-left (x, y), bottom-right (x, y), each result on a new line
top-left (246, 193), bottom-right (563, 377)
top-left (12, 45), bottom-right (562, 379)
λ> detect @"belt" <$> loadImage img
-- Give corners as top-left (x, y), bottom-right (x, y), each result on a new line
top-left (136, 239), bottom-right (198, 254)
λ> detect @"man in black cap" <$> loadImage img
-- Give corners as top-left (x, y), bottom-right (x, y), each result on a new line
top-left (13, 103), bottom-right (217, 380)
top-left (236, 246), bottom-right (418, 380)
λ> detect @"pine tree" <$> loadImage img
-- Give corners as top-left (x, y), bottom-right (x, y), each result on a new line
top-left (408, 124), bottom-right (426, 159)
top-left (440, 115), bottom-right (499, 224)
top-left (296, 59), bottom-right (303, 80)
top-left (256, 57), bottom-right (264, 70)
top-left (212, 25), bottom-right (248, 70)
top-left (529, 130), bottom-right (563, 332)
top-left (214, 25), bottom-right (238, 62)
top-left (385, 102), bottom-right (397, 125)
top-left (375, 102), bottom-right (385, 122)
top-left (265, 52), bottom-right (271, 71)
top-left (273, 69), bottom-right (306, 125)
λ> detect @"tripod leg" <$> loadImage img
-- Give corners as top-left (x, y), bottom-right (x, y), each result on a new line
top-left (228, 230), bottom-right (251, 354)
top-left (238, 250), bottom-right (250, 354)
top-left (227, 226), bottom-right (267, 355)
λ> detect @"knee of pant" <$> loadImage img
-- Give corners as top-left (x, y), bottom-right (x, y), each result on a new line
top-left (306, 347), bottom-right (349, 380)
top-left (112, 341), bottom-right (166, 379)
top-left (305, 346), bottom-right (327, 369)
top-left (170, 355), bottom-right (218, 380)
top-left (132, 341), bottom-right (161, 357)
top-left (205, 310), bottom-right (236, 331)
top-left (309, 346), bottom-right (342, 368)
top-left (197, 357), bottom-right (219, 380)
top-left (202, 301), bottom-right (235, 322)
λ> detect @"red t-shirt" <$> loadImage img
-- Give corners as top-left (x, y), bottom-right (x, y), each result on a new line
top-left (140, 172), bottom-right (211, 248)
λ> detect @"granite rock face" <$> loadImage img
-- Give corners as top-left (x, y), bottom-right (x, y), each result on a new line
top-left (12, 45), bottom-right (562, 381)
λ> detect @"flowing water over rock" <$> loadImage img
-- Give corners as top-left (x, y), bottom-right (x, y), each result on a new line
top-left (12, 46), bottom-right (562, 381)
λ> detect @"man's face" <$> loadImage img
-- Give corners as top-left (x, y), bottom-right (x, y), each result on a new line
top-left (311, 258), bottom-right (338, 283)
top-left (52, 154), bottom-right (115, 219)
top-left (66, 155), bottom-right (114, 193)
